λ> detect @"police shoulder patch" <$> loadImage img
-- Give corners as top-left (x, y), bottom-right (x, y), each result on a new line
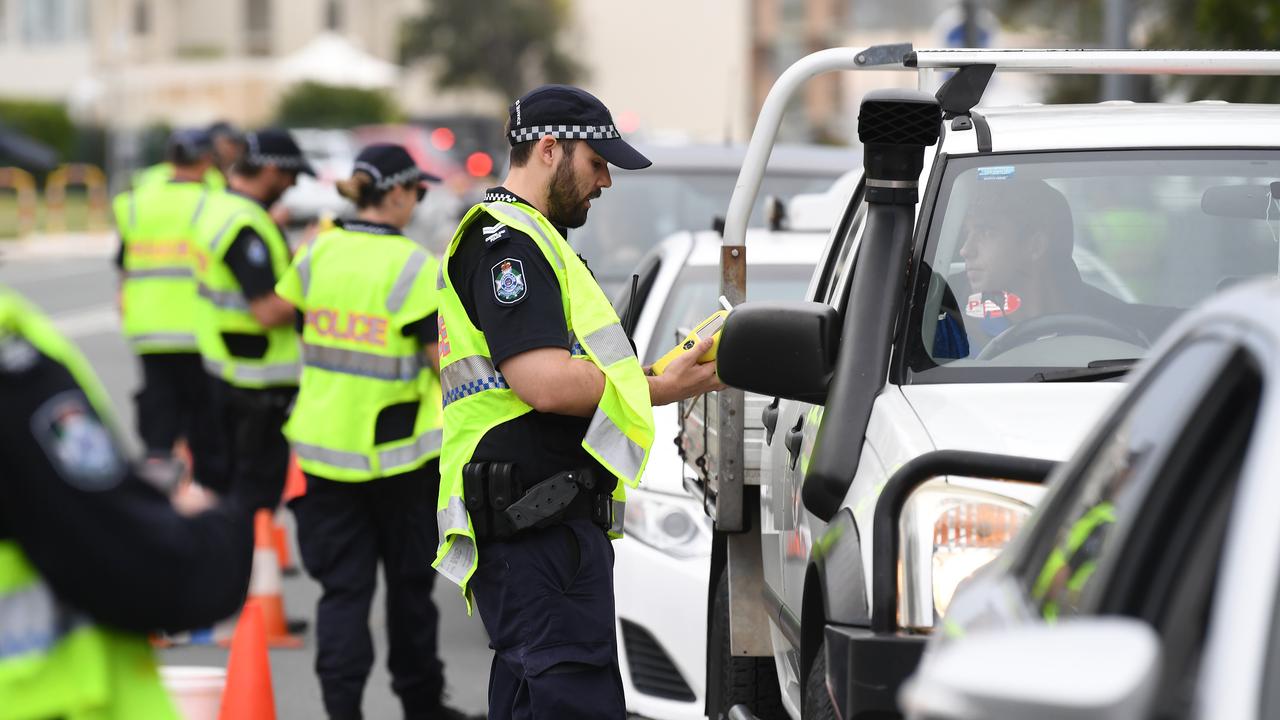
top-left (481, 224), bottom-right (510, 245)
top-left (491, 257), bottom-right (528, 305)
top-left (245, 237), bottom-right (269, 266)
top-left (31, 390), bottom-right (125, 491)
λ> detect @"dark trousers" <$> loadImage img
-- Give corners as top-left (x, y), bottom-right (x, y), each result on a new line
top-left (134, 352), bottom-right (228, 488)
top-left (292, 462), bottom-right (446, 720)
top-left (207, 378), bottom-right (293, 499)
top-left (471, 518), bottom-right (626, 720)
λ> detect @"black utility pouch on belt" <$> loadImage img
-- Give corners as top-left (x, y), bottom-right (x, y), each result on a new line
top-left (462, 462), bottom-right (613, 541)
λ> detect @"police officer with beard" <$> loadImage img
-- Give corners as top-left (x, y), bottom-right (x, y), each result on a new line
top-left (432, 85), bottom-right (722, 718)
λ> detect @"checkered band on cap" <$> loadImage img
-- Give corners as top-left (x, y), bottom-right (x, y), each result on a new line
top-left (244, 133), bottom-right (310, 171)
top-left (354, 161), bottom-right (423, 190)
top-left (508, 124), bottom-right (621, 144)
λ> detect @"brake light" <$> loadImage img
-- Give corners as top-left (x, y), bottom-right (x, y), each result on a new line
top-left (430, 127), bottom-right (455, 152)
top-left (466, 152), bottom-right (494, 178)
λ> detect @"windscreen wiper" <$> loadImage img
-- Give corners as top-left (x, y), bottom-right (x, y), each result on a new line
top-left (1032, 358), bottom-right (1140, 383)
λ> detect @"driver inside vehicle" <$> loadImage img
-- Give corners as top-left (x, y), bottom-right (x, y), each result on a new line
top-left (933, 179), bottom-right (1179, 361)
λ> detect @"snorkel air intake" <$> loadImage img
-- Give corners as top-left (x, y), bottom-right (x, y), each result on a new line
top-left (801, 89), bottom-right (942, 522)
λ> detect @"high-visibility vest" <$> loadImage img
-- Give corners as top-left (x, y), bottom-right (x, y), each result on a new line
top-left (432, 200), bottom-right (655, 601)
top-left (276, 223), bottom-right (443, 481)
top-left (132, 162), bottom-right (226, 191)
top-left (1032, 501), bottom-right (1116, 621)
top-left (191, 191), bottom-right (300, 388)
top-left (0, 288), bottom-right (177, 720)
top-left (112, 181), bottom-right (209, 354)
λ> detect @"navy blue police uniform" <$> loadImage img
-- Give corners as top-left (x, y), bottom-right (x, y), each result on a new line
top-left (451, 84), bottom-right (656, 720)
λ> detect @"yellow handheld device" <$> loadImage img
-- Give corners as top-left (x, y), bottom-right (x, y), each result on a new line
top-left (651, 308), bottom-right (730, 375)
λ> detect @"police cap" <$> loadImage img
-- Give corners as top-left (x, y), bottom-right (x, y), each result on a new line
top-left (508, 84), bottom-right (651, 170)
top-left (352, 144), bottom-right (441, 189)
top-left (242, 128), bottom-right (315, 176)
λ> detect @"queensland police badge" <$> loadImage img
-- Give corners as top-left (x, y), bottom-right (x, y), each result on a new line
top-left (491, 258), bottom-right (527, 305)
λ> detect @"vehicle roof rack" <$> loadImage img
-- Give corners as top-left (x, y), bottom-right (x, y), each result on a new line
top-left (721, 44), bottom-right (1280, 252)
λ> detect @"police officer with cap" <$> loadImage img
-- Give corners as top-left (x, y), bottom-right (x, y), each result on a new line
top-left (275, 144), bottom-right (471, 720)
top-left (433, 85), bottom-right (722, 718)
top-left (112, 127), bottom-right (227, 491)
top-left (191, 128), bottom-right (311, 498)
top-left (0, 285), bottom-right (282, 718)
top-left (132, 125), bottom-right (233, 190)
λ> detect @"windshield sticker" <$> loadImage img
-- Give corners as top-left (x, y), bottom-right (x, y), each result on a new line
top-left (977, 166), bottom-right (1017, 181)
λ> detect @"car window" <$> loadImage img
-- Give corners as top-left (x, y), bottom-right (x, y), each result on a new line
top-left (573, 171), bottom-right (840, 294)
top-left (645, 263), bottom-right (815, 366)
top-left (1021, 336), bottom-right (1238, 622)
top-left (905, 150), bottom-right (1280, 383)
top-left (811, 184), bottom-right (866, 307)
top-left (611, 252), bottom-right (661, 324)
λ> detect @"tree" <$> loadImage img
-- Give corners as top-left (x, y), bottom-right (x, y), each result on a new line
top-left (999, 0), bottom-right (1280, 102)
top-left (399, 0), bottom-right (584, 102)
top-left (274, 82), bottom-right (402, 128)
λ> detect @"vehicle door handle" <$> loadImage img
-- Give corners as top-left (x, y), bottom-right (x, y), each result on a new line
top-left (785, 416), bottom-right (805, 471)
top-left (762, 397), bottom-right (780, 445)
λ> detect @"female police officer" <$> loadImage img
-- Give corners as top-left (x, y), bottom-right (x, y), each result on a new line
top-left (274, 144), bottom-right (468, 720)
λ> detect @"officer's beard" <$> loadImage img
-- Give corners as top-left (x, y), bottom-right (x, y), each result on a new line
top-left (546, 152), bottom-right (599, 229)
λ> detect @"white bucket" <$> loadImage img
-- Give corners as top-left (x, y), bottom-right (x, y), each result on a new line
top-left (161, 665), bottom-right (226, 720)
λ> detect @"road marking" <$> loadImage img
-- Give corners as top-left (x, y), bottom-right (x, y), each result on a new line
top-left (51, 306), bottom-right (119, 338)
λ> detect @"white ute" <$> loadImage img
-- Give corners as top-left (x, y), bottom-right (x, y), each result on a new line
top-left (686, 45), bottom-right (1280, 720)
top-left (610, 177), bottom-right (851, 720)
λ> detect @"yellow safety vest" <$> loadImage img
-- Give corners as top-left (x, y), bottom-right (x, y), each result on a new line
top-left (132, 162), bottom-right (226, 191)
top-left (432, 200), bottom-right (655, 602)
top-left (276, 223), bottom-right (443, 481)
top-left (112, 181), bottom-right (208, 353)
top-left (191, 191), bottom-right (300, 388)
top-left (0, 288), bottom-right (177, 720)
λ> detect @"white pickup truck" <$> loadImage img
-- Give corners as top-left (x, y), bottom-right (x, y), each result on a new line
top-left (685, 45), bottom-right (1280, 720)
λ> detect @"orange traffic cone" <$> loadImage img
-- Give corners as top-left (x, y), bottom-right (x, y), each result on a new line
top-left (245, 510), bottom-right (304, 648)
top-left (282, 454), bottom-right (307, 503)
top-left (219, 599), bottom-right (276, 720)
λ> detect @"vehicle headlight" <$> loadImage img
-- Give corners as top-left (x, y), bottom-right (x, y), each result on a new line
top-left (898, 481), bottom-right (1034, 631)
top-left (623, 488), bottom-right (713, 559)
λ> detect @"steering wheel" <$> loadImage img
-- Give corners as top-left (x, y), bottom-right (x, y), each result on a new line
top-left (976, 313), bottom-right (1150, 361)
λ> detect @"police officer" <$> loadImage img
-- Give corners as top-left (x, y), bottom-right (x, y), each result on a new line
top-left (0, 285), bottom-right (280, 718)
top-left (275, 145), bottom-right (468, 720)
top-left (112, 128), bottom-right (227, 489)
top-left (432, 85), bottom-right (722, 718)
top-left (191, 128), bottom-right (310, 497)
top-left (132, 122), bottom-right (240, 190)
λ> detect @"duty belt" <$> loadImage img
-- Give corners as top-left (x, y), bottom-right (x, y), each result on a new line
top-left (462, 462), bottom-right (614, 541)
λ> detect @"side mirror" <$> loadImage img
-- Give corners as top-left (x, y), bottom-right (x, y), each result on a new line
top-left (717, 301), bottom-right (840, 405)
top-left (899, 618), bottom-right (1161, 720)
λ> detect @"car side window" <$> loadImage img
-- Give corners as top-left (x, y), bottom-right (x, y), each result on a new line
top-left (1021, 336), bottom-right (1238, 622)
top-left (810, 182), bottom-right (865, 308)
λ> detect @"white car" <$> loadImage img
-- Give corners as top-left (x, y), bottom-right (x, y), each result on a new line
top-left (612, 219), bottom-right (831, 720)
top-left (901, 279), bottom-right (1280, 720)
top-left (694, 46), bottom-right (1280, 720)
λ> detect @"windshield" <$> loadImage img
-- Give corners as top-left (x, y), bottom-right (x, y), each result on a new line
top-left (906, 149), bottom-right (1280, 383)
top-left (646, 263), bottom-right (814, 366)
top-left (572, 170), bottom-right (839, 294)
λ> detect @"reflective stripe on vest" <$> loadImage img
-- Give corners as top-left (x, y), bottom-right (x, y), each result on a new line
top-left (440, 354), bottom-right (509, 406)
top-left (197, 283), bottom-right (250, 311)
top-left (387, 251), bottom-right (428, 314)
top-left (378, 428), bottom-right (444, 472)
top-left (203, 357), bottom-right (300, 384)
top-left (0, 579), bottom-right (90, 661)
top-left (302, 342), bottom-right (422, 381)
top-left (124, 267), bottom-right (193, 280)
top-left (127, 332), bottom-right (197, 349)
top-left (292, 440), bottom-right (372, 472)
top-left (585, 410), bottom-right (646, 482)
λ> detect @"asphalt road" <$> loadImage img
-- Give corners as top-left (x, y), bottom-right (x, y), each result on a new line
top-left (1, 248), bottom-right (492, 718)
